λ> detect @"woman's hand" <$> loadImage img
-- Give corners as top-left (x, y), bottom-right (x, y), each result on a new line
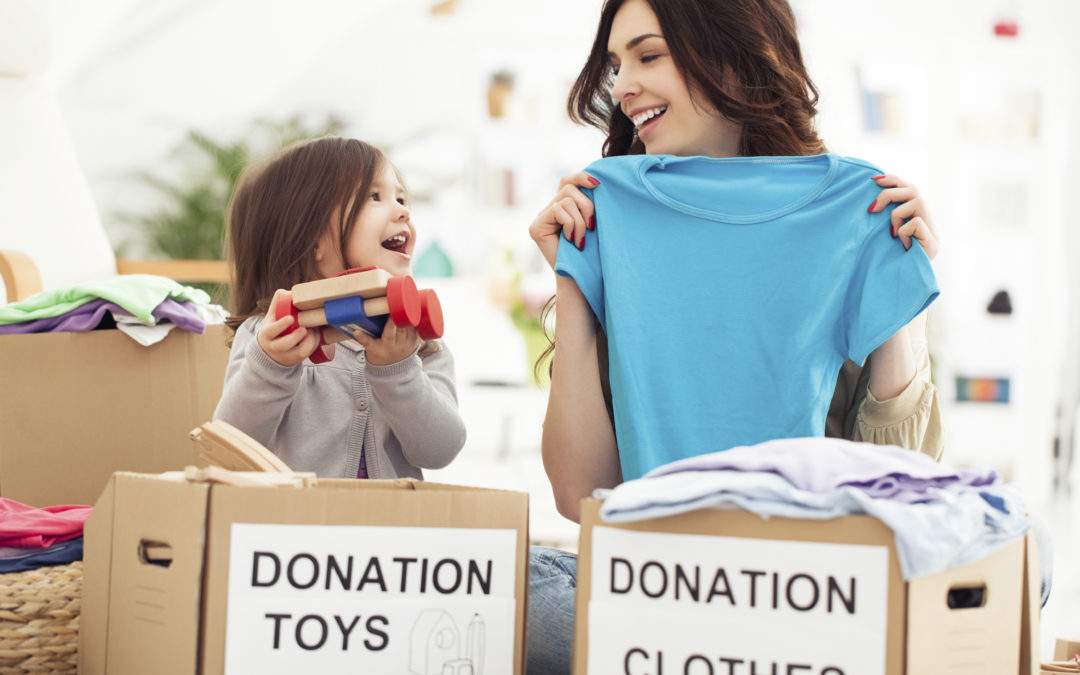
top-left (352, 318), bottom-right (421, 365)
top-left (528, 172), bottom-right (600, 269)
top-left (868, 174), bottom-right (940, 259)
top-left (257, 289), bottom-right (323, 367)
top-left (865, 175), bottom-right (939, 401)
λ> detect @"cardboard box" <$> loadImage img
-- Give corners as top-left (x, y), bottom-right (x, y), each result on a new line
top-left (1054, 639), bottom-right (1080, 661)
top-left (0, 325), bottom-right (229, 506)
top-left (574, 498), bottom-right (1040, 675)
top-left (79, 472), bottom-right (529, 675)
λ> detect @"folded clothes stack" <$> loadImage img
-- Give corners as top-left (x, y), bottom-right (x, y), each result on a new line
top-left (0, 274), bottom-right (228, 345)
top-left (0, 498), bottom-right (92, 574)
top-left (597, 436), bottom-right (1040, 585)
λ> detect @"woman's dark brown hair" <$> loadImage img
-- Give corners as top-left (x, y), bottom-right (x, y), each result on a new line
top-left (568, 0), bottom-right (827, 158)
top-left (226, 136), bottom-right (387, 331)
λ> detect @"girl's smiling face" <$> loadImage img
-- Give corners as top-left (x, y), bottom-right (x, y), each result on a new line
top-left (316, 161), bottom-right (416, 278)
top-left (607, 0), bottom-right (741, 158)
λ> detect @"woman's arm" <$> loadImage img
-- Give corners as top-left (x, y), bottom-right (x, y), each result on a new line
top-left (844, 175), bottom-right (944, 459)
top-left (530, 172), bottom-right (621, 522)
top-left (867, 324), bottom-right (916, 400)
top-left (841, 312), bottom-right (944, 460)
top-left (541, 276), bottom-right (622, 522)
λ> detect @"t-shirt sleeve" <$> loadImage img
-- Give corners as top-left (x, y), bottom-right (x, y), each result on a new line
top-left (843, 210), bottom-right (940, 366)
top-left (554, 229), bottom-right (606, 328)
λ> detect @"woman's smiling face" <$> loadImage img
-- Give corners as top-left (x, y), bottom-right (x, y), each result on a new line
top-left (607, 0), bottom-right (741, 158)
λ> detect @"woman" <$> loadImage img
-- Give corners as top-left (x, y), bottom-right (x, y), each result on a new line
top-left (526, 0), bottom-right (942, 672)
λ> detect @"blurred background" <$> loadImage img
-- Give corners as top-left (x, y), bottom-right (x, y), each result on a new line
top-left (2, 0), bottom-right (1079, 658)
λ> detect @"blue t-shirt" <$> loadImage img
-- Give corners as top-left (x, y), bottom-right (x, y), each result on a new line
top-left (554, 153), bottom-right (940, 480)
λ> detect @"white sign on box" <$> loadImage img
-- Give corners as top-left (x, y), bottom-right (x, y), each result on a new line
top-left (588, 527), bottom-right (890, 675)
top-left (225, 523), bottom-right (518, 674)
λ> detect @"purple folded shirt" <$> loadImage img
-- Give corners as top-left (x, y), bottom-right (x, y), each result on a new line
top-left (0, 298), bottom-right (206, 335)
top-left (643, 437), bottom-right (999, 504)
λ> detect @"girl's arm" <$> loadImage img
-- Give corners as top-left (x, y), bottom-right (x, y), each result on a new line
top-left (541, 276), bottom-right (622, 522)
top-left (213, 318), bottom-right (303, 449)
top-left (529, 171), bottom-right (621, 522)
top-left (366, 344), bottom-right (467, 470)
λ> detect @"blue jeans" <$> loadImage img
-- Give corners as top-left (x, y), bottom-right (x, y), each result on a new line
top-left (527, 546), bottom-right (577, 675)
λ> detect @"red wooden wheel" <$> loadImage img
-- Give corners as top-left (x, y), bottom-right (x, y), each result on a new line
top-left (274, 294), bottom-right (299, 335)
top-left (416, 288), bottom-right (444, 340)
top-left (385, 276), bottom-right (421, 327)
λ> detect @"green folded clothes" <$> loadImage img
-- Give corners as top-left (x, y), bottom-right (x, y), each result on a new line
top-left (0, 274), bottom-right (212, 325)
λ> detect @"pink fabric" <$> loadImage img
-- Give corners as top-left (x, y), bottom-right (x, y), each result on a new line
top-left (0, 498), bottom-right (92, 548)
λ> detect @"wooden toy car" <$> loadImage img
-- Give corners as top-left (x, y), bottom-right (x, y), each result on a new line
top-left (275, 267), bottom-right (444, 363)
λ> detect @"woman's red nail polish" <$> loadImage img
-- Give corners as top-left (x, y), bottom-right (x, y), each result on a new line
top-left (891, 224), bottom-right (897, 238)
top-left (577, 237), bottom-right (585, 251)
top-left (588, 216), bottom-right (595, 230)
top-left (588, 177), bottom-right (600, 186)
top-left (867, 200), bottom-right (877, 213)
top-left (871, 175), bottom-right (886, 180)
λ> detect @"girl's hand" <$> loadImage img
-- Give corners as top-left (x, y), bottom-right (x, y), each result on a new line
top-left (352, 318), bottom-right (421, 366)
top-left (528, 172), bottom-right (600, 269)
top-left (257, 289), bottom-right (322, 367)
top-left (868, 174), bottom-right (941, 259)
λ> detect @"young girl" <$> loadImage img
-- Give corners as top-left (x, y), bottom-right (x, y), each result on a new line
top-left (214, 136), bottom-right (466, 479)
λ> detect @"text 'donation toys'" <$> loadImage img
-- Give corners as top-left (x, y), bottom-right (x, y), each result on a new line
top-left (274, 266), bottom-right (444, 363)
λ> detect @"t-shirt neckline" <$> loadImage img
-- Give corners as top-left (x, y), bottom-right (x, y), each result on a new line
top-left (636, 153), bottom-right (839, 224)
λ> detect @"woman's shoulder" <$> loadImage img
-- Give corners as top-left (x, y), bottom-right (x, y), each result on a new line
top-left (584, 154), bottom-right (652, 177)
top-left (834, 154), bottom-right (886, 179)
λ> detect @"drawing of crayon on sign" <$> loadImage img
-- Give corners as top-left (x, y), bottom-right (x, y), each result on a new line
top-left (410, 610), bottom-right (485, 675)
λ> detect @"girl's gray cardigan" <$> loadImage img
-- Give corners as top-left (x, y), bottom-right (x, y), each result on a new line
top-left (214, 317), bottom-right (466, 479)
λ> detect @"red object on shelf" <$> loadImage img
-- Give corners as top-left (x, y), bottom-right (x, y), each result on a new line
top-left (993, 20), bottom-right (1019, 37)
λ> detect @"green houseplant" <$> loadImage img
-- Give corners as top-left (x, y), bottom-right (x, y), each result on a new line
top-left (114, 114), bottom-right (346, 302)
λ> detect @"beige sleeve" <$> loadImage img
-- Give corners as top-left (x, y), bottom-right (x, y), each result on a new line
top-left (850, 311), bottom-right (945, 461)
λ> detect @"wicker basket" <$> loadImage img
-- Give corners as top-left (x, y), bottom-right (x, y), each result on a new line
top-left (0, 562), bottom-right (81, 674)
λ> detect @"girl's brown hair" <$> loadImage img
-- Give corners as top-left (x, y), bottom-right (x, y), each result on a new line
top-left (226, 136), bottom-right (386, 330)
top-left (568, 0), bottom-right (827, 158)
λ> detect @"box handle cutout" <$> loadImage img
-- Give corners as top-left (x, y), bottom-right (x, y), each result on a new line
top-left (947, 584), bottom-right (986, 609)
top-left (139, 540), bottom-right (174, 568)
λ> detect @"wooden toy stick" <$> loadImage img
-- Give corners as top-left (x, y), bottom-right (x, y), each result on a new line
top-left (320, 325), bottom-right (363, 345)
top-left (312, 287), bottom-right (444, 344)
top-left (184, 465), bottom-right (316, 488)
top-left (190, 420), bottom-right (293, 473)
top-left (297, 296), bottom-right (392, 328)
top-left (291, 267), bottom-right (391, 310)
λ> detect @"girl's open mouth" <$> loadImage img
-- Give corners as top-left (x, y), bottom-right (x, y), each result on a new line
top-left (381, 233), bottom-right (410, 254)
